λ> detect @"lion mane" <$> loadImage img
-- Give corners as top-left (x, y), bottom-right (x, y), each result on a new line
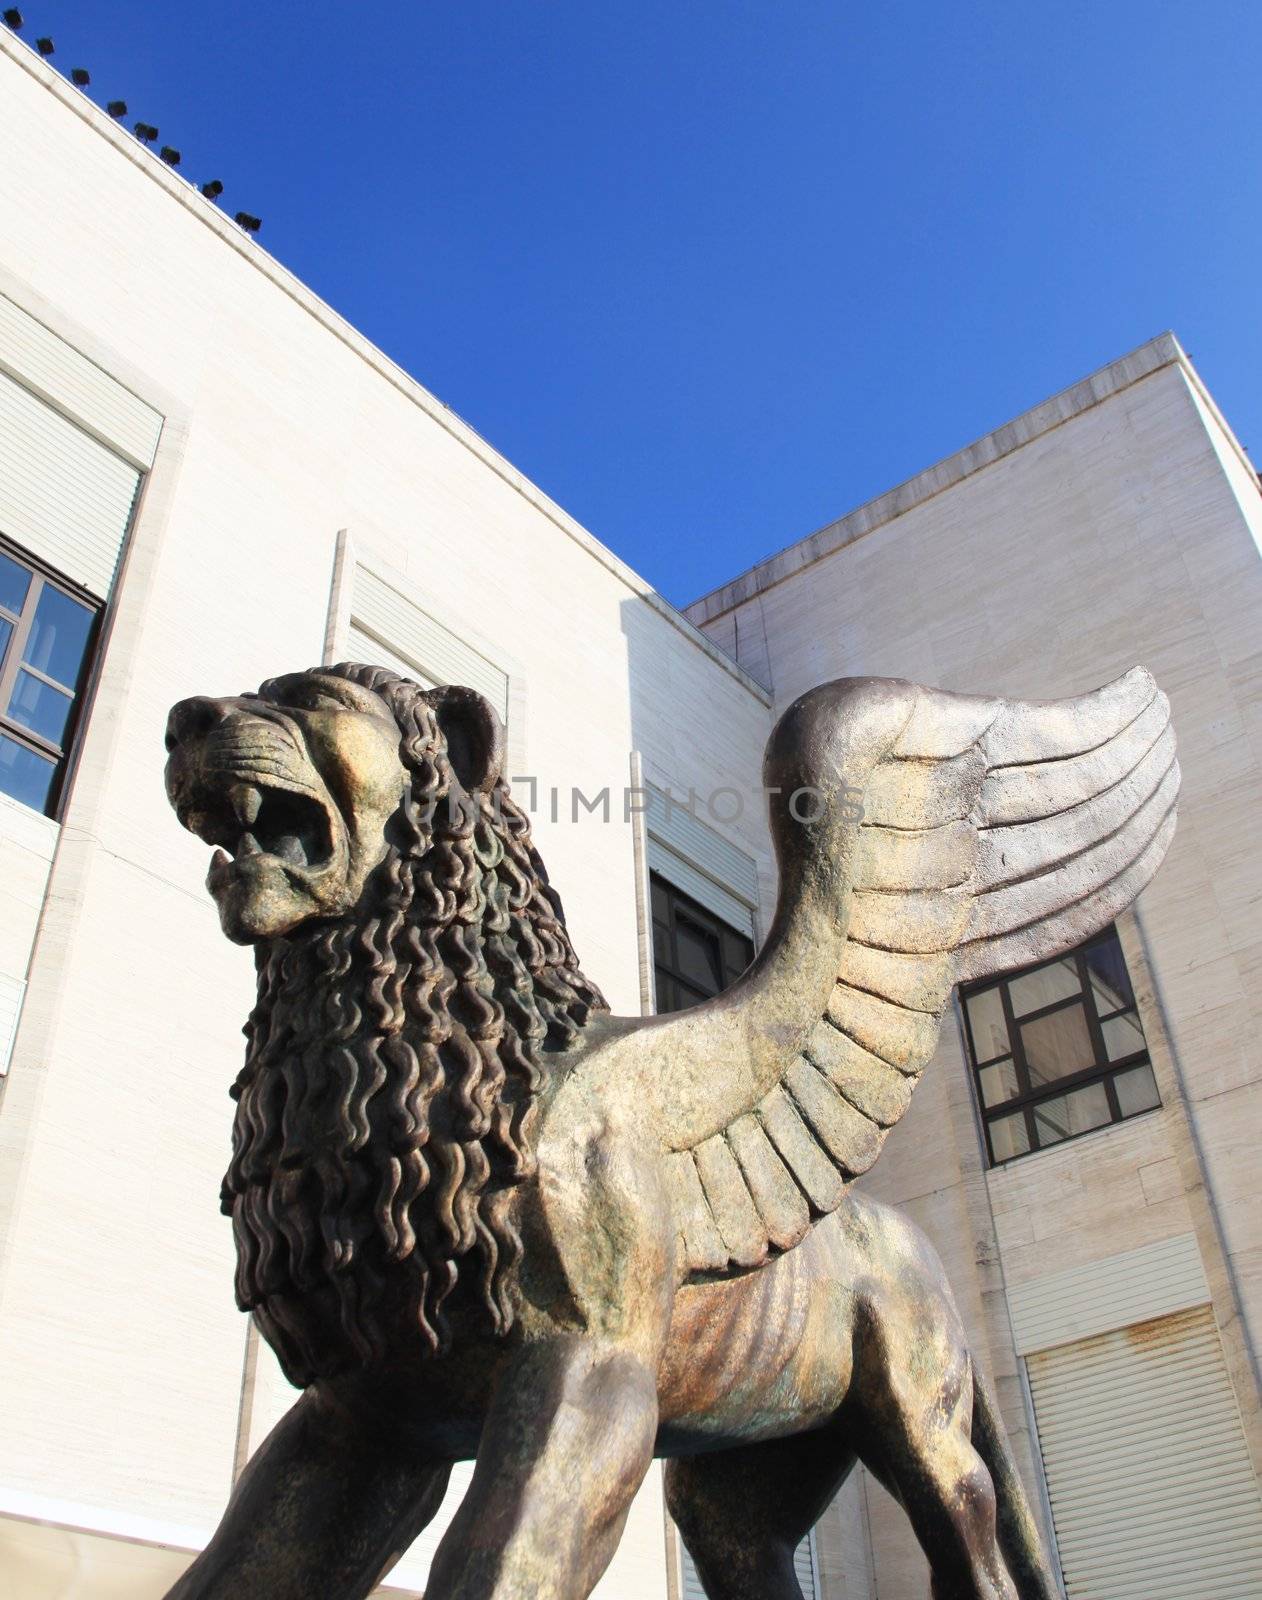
top-left (223, 663), bottom-right (607, 1386)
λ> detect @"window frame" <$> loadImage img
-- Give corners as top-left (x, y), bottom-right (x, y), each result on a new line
top-left (650, 871), bottom-right (755, 1015)
top-left (960, 925), bottom-right (1159, 1166)
top-left (0, 532), bottom-right (103, 819)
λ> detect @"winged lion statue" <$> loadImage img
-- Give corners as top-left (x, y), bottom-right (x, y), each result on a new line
top-left (161, 661), bottom-right (1177, 1600)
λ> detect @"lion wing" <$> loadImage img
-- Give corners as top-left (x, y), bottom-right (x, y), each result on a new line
top-left (663, 667), bottom-right (1178, 1280)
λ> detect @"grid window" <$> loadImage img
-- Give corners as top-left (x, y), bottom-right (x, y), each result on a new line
top-left (650, 873), bottom-right (754, 1014)
top-left (0, 537), bottom-right (101, 818)
top-left (961, 925), bottom-right (1160, 1166)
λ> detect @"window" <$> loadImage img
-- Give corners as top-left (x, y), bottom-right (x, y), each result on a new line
top-left (961, 925), bottom-right (1160, 1166)
top-left (651, 873), bottom-right (754, 1014)
top-left (0, 537), bottom-right (101, 817)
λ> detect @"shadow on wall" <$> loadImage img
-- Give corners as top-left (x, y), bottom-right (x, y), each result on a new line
top-left (618, 591), bottom-right (777, 936)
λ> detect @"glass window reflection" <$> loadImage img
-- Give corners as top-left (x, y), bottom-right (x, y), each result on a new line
top-left (25, 584), bottom-right (95, 688)
top-left (0, 733), bottom-right (57, 812)
top-left (0, 550), bottom-right (30, 615)
top-left (0, 541), bottom-right (103, 818)
top-left (962, 927), bottom-right (1159, 1167)
top-left (9, 671), bottom-right (74, 746)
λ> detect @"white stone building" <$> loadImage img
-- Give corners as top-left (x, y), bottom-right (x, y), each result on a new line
top-left (1, 27), bottom-right (1259, 1600)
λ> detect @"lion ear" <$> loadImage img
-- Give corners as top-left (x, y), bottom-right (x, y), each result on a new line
top-left (425, 685), bottom-right (507, 794)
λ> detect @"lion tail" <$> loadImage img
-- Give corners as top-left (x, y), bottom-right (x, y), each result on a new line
top-left (970, 1360), bottom-right (1061, 1600)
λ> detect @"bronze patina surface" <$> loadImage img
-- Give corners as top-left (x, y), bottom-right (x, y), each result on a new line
top-left (162, 662), bottom-right (1177, 1600)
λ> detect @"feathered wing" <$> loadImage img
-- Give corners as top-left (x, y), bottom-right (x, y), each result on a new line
top-left (662, 666), bottom-right (1178, 1281)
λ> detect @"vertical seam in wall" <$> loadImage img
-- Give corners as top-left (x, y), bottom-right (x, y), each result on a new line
top-left (324, 527), bottom-right (356, 665)
top-left (628, 751), bottom-right (655, 1016)
top-left (1015, 1356), bottom-right (1065, 1597)
top-left (661, 1508), bottom-right (683, 1600)
top-left (756, 592), bottom-right (775, 696)
top-left (231, 1323), bottom-right (261, 1485)
top-left (1121, 905), bottom-right (1262, 1474)
top-left (858, 1472), bottom-right (878, 1599)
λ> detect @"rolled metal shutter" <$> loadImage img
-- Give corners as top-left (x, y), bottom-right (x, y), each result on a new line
top-left (681, 1532), bottom-right (818, 1598)
top-left (345, 621), bottom-right (437, 689)
top-left (350, 566), bottom-right (508, 721)
top-left (1027, 1304), bottom-right (1262, 1599)
top-left (645, 784), bottom-right (759, 940)
top-left (792, 1532), bottom-right (819, 1597)
top-left (0, 291), bottom-right (162, 470)
top-left (0, 369), bottom-right (140, 598)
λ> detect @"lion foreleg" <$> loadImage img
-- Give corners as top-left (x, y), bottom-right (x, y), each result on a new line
top-left (425, 1335), bottom-right (658, 1600)
top-left (163, 1387), bottom-right (451, 1600)
top-left (425, 1086), bottom-right (671, 1600)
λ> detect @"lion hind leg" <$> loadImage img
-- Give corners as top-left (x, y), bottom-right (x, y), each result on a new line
top-left (859, 1351), bottom-right (1018, 1600)
top-left (665, 1430), bottom-right (857, 1600)
top-left (969, 1362), bottom-right (1059, 1600)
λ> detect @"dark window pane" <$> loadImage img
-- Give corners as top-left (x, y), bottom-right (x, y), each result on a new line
top-left (0, 550), bottom-right (30, 615)
top-left (1021, 1002), bottom-right (1095, 1088)
top-left (1114, 1062), bottom-right (1161, 1117)
top-left (989, 1110), bottom-right (1030, 1162)
top-left (978, 1058), bottom-right (1019, 1108)
top-left (1008, 958), bottom-right (1081, 1017)
top-left (675, 919), bottom-right (721, 993)
top-left (1031, 1081), bottom-right (1111, 1148)
top-left (1102, 1010), bottom-right (1146, 1062)
top-left (652, 874), bottom-right (756, 1016)
top-left (965, 986), bottom-right (1009, 1063)
top-left (8, 670), bottom-right (74, 747)
top-left (1085, 934), bottom-right (1135, 1015)
top-left (0, 733), bottom-right (56, 812)
top-left (25, 584), bottom-right (95, 689)
top-left (721, 929), bottom-right (753, 978)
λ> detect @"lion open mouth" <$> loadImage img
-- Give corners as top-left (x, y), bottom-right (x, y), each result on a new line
top-left (186, 777), bottom-right (335, 873)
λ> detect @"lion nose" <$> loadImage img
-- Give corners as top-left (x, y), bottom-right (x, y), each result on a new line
top-left (165, 695), bottom-right (245, 754)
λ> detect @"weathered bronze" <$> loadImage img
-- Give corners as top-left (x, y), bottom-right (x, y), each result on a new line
top-left (162, 663), bottom-right (1177, 1600)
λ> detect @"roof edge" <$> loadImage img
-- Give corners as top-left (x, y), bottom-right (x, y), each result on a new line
top-left (684, 332), bottom-right (1214, 627)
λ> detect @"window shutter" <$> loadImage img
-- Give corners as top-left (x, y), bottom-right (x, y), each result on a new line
top-left (349, 566), bottom-right (508, 721)
top-left (0, 292), bottom-right (162, 470)
top-left (0, 371), bottom-right (140, 599)
top-left (1028, 1305), bottom-right (1262, 1599)
top-left (345, 622), bottom-right (437, 689)
top-left (1006, 1233), bottom-right (1210, 1355)
top-left (645, 784), bottom-right (758, 939)
top-left (792, 1531), bottom-right (820, 1597)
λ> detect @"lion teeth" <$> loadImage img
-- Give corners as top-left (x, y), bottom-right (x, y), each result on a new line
top-left (237, 832), bottom-right (262, 859)
top-left (229, 783), bottom-right (263, 827)
top-left (273, 835), bottom-right (306, 866)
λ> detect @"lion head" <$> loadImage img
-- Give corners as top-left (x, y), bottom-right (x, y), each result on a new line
top-left (165, 664), bottom-right (607, 1384)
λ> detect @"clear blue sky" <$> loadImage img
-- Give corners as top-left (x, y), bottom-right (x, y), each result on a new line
top-left (21, 2), bottom-right (1262, 605)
